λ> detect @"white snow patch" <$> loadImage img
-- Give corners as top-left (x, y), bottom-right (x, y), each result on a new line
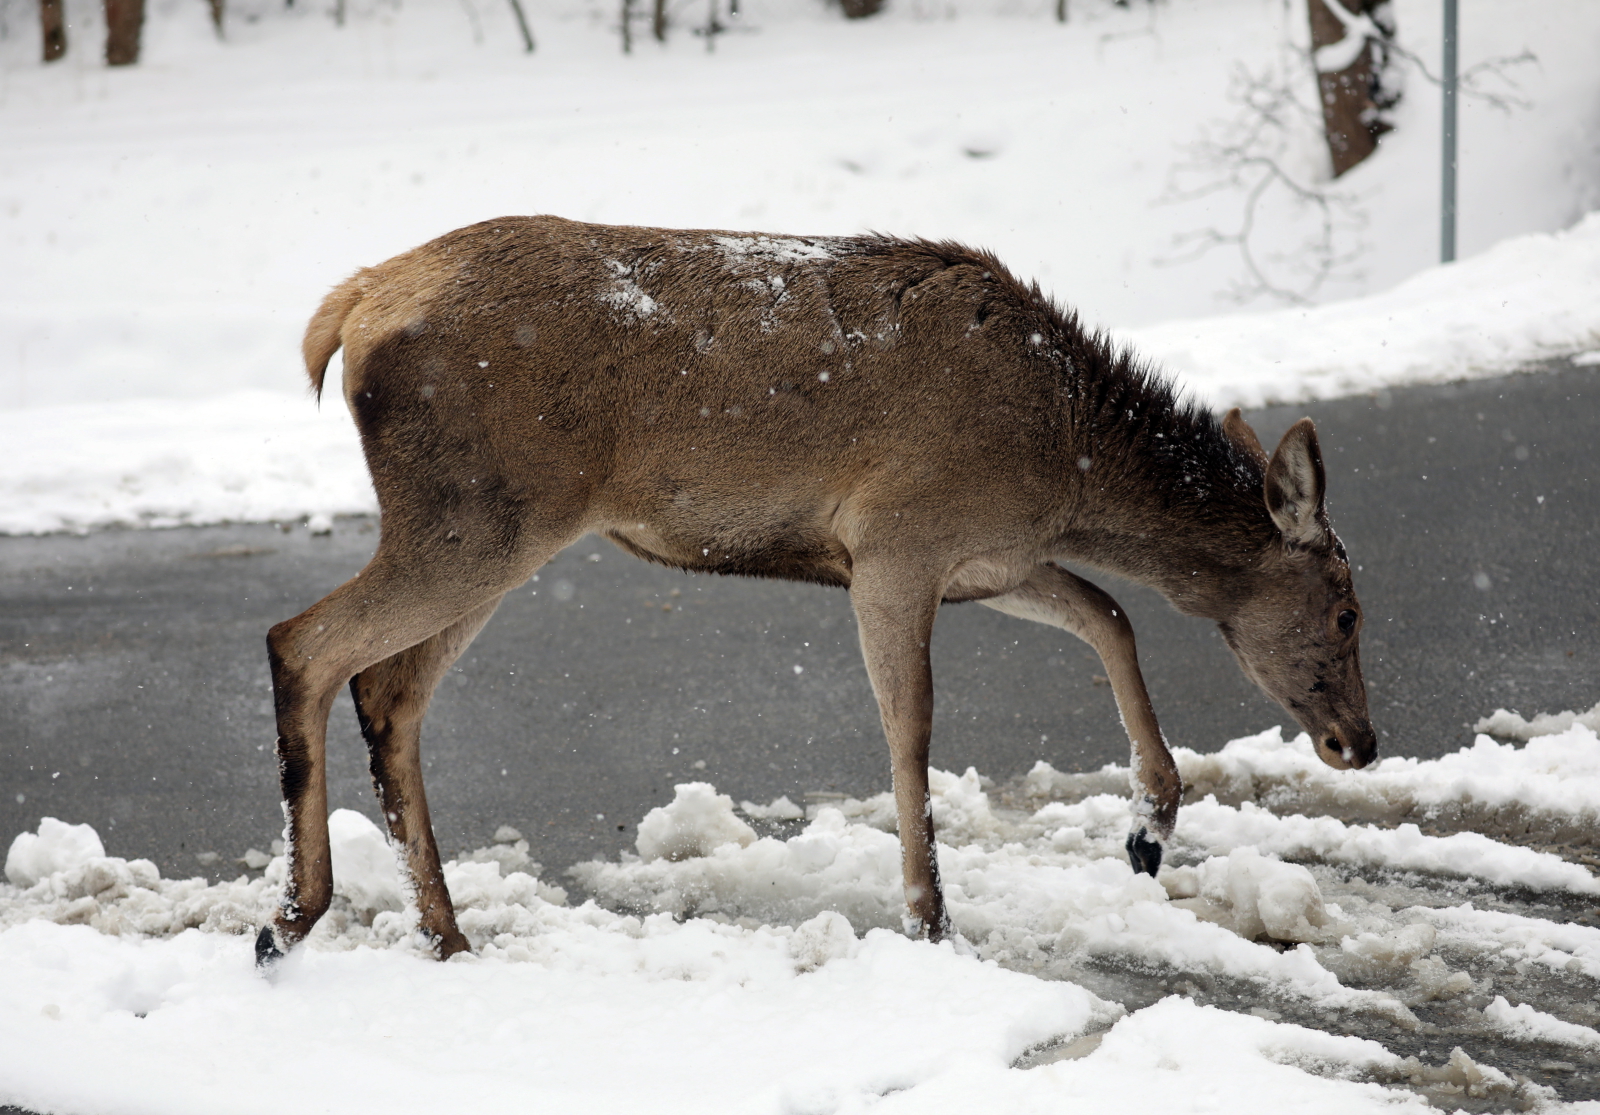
top-left (0, 390), bottom-right (374, 534)
top-left (1177, 797), bottom-right (1600, 896)
top-left (1483, 996), bottom-right (1600, 1050)
top-left (1027, 722), bottom-right (1600, 881)
top-left (5, 818), bottom-right (106, 887)
top-left (1166, 847), bottom-right (1334, 945)
top-left (1422, 904), bottom-right (1600, 982)
top-left (1475, 702), bottom-right (1600, 742)
top-left (740, 795), bottom-right (806, 821)
top-left (327, 809), bottom-right (405, 920)
top-left (635, 782), bottom-right (758, 862)
top-left (1125, 213), bottom-right (1600, 408)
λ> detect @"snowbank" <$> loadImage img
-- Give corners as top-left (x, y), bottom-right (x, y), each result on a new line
top-left (0, 390), bottom-right (374, 534)
top-left (7, 706), bottom-right (1600, 1113)
top-left (1124, 213), bottom-right (1600, 408)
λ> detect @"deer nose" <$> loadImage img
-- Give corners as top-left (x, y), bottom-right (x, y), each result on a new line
top-left (1319, 720), bottom-right (1377, 771)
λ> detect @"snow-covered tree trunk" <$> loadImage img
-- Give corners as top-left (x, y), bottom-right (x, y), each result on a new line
top-left (104, 0), bottom-right (145, 65)
top-left (1308, 0), bottom-right (1402, 178)
top-left (40, 0), bottom-right (67, 61)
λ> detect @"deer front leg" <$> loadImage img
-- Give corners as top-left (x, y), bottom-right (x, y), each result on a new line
top-left (849, 563), bottom-right (950, 941)
top-left (349, 596), bottom-right (504, 960)
top-left (981, 562), bottom-right (1181, 876)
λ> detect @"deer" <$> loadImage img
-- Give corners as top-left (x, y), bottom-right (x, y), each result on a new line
top-left (255, 216), bottom-right (1376, 967)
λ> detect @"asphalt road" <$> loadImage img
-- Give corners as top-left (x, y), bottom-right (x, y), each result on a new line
top-left (2, 359), bottom-right (1596, 885)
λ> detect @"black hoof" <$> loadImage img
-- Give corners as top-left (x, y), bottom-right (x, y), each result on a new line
top-left (1126, 827), bottom-right (1163, 876)
top-left (255, 925), bottom-right (285, 969)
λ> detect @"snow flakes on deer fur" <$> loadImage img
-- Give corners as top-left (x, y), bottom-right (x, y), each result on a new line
top-left (598, 258), bottom-right (659, 320)
top-left (710, 234), bottom-right (838, 265)
top-left (636, 783), bottom-right (757, 862)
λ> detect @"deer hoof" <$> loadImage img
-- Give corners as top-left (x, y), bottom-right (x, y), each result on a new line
top-left (433, 930), bottom-right (472, 961)
top-left (254, 925), bottom-right (285, 970)
top-left (1125, 827), bottom-right (1163, 877)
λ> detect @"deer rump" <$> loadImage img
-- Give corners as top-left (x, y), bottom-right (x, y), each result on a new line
top-left (258, 215), bottom-right (1371, 966)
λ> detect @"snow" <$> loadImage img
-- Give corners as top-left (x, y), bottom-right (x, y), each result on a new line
top-left (1484, 996), bottom-right (1600, 1051)
top-left (1126, 213), bottom-right (1600, 408)
top-left (4, 818), bottom-right (106, 887)
top-left (7, 705), bottom-right (1600, 1112)
top-left (1476, 701), bottom-right (1600, 742)
top-left (634, 782), bottom-right (758, 862)
top-left (2, 0), bottom-right (1599, 532)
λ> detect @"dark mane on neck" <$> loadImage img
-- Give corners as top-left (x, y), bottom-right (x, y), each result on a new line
top-left (1060, 319), bottom-right (1267, 531)
top-left (852, 234), bottom-right (1270, 538)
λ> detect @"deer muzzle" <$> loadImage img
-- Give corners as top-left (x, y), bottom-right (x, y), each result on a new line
top-left (1315, 719), bottom-right (1377, 771)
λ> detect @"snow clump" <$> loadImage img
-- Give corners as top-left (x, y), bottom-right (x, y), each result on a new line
top-left (6, 818), bottom-right (107, 887)
top-left (635, 782), bottom-right (758, 862)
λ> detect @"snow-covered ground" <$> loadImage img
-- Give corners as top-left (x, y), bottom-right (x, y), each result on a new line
top-left (6, 705), bottom-right (1600, 1112)
top-left (1, 0), bottom-right (1598, 532)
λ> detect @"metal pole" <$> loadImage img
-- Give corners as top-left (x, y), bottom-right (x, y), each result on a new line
top-left (1441, 0), bottom-right (1458, 263)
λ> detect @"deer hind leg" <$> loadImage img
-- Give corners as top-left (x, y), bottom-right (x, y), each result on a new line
top-left (348, 595), bottom-right (504, 960)
top-left (257, 528), bottom-right (568, 968)
top-left (849, 560), bottom-right (950, 941)
top-left (980, 561), bottom-right (1181, 876)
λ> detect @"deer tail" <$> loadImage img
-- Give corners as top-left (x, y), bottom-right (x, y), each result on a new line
top-left (302, 272), bottom-right (369, 402)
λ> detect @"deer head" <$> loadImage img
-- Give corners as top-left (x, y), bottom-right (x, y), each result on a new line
top-left (1218, 411), bottom-right (1377, 771)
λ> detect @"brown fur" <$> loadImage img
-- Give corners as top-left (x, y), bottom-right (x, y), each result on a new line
top-left (256, 216), bottom-right (1375, 964)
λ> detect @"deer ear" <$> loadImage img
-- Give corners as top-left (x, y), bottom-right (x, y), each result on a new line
top-left (1264, 418), bottom-right (1327, 547)
top-left (1222, 407), bottom-right (1268, 468)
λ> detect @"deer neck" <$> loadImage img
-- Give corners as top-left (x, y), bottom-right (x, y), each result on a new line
top-left (1052, 399), bottom-right (1275, 620)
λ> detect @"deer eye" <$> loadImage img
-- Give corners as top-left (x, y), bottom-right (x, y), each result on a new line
top-left (1337, 609), bottom-right (1358, 635)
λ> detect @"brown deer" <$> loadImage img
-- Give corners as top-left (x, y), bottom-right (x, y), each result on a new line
top-left (256, 216), bottom-right (1375, 966)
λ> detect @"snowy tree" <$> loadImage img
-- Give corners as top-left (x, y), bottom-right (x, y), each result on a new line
top-left (1307, 0), bottom-right (1402, 178)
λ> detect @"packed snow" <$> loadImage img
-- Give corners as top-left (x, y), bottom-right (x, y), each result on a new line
top-left (6, 708), bottom-right (1600, 1111)
top-left (2, 0), bottom-right (1599, 532)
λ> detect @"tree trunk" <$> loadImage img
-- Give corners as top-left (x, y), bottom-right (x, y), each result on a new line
top-left (41, 0), bottom-right (67, 61)
top-left (208, 0), bottom-right (225, 38)
top-left (104, 0), bottom-right (145, 65)
top-left (838, 0), bottom-right (883, 19)
top-left (1308, 0), bottom-right (1401, 178)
